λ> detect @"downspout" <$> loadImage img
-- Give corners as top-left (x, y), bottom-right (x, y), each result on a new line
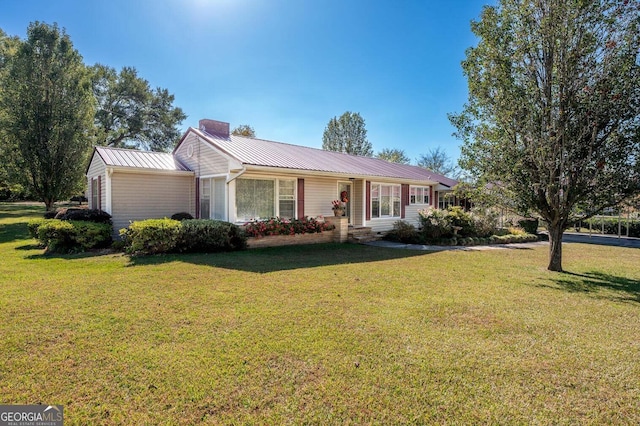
top-left (106, 167), bottom-right (113, 214)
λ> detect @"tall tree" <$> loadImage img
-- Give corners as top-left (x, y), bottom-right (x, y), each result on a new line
top-left (231, 124), bottom-right (256, 137)
top-left (322, 111), bottom-right (373, 156)
top-left (0, 22), bottom-right (94, 210)
top-left (450, 0), bottom-right (640, 271)
top-left (416, 147), bottom-right (461, 178)
top-left (91, 64), bottom-right (186, 152)
top-left (376, 148), bottom-right (411, 164)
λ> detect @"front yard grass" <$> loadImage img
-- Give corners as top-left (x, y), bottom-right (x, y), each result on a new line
top-left (1, 202), bottom-right (639, 424)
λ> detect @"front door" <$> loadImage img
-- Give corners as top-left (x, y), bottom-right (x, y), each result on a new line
top-left (338, 182), bottom-right (352, 224)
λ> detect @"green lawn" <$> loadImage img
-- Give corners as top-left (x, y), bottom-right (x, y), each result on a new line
top-left (1, 202), bottom-right (639, 424)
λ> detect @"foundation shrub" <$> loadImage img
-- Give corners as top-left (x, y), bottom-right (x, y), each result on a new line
top-left (120, 218), bottom-right (182, 255)
top-left (176, 219), bottom-right (247, 253)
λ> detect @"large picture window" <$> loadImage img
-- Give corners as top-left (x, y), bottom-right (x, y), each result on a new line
top-left (236, 178), bottom-right (296, 221)
top-left (370, 183), bottom-right (400, 218)
top-left (410, 186), bottom-right (430, 205)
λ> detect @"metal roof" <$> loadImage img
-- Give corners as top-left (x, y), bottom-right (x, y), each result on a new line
top-left (191, 128), bottom-right (458, 187)
top-left (95, 146), bottom-right (191, 171)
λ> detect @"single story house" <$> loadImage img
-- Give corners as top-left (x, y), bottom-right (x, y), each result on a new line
top-left (86, 119), bottom-right (459, 235)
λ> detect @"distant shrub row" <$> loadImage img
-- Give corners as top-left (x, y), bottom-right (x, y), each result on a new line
top-left (28, 218), bottom-right (112, 253)
top-left (44, 208), bottom-right (112, 224)
top-left (120, 218), bottom-right (247, 255)
top-left (581, 217), bottom-right (640, 238)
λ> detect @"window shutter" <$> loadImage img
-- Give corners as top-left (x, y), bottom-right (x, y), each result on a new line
top-left (431, 187), bottom-right (435, 207)
top-left (195, 178), bottom-right (200, 218)
top-left (97, 175), bottom-right (102, 210)
top-left (365, 181), bottom-right (371, 221)
top-left (297, 178), bottom-right (305, 218)
top-left (401, 184), bottom-right (409, 219)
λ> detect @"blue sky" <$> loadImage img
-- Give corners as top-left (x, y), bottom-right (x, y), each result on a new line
top-left (2, 0), bottom-right (489, 163)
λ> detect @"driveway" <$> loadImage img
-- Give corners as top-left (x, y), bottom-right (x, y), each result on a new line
top-left (562, 232), bottom-right (640, 249)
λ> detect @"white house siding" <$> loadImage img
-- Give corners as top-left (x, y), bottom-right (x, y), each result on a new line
top-left (174, 133), bottom-right (229, 176)
top-left (86, 155), bottom-right (107, 210)
top-left (111, 171), bottom-right (194, 234)
top-left (403, 204), bottom-right (425, 228)
top-left (302, 177), bottom-right (340, 218)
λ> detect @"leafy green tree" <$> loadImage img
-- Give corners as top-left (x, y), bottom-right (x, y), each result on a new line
top-left (376, 148), bottom-right (410, 164)
top-left (231, 124), bottom-right (256, 137)
top-left (0, 22), bottom-right (94, 210)
top-left (416, 147), bottom-right (461, 178)
top-left (322, 111), bottom-right (373, 156)
top-left (91, 64), bottom-right (186, 152)
top-left (450, 0), bottom-right (640, 271)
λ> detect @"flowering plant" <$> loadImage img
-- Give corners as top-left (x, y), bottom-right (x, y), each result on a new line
top-left (340, 190), bottom-right (349, 203)
top-left (332, 200), bottom-right (345, 211)
top-left (243, 216), bottom-right (335, 238)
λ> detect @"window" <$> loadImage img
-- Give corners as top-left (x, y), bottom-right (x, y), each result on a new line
top-left (236, 178), bottom-right (296, 221)
top-left (91, 177), bottom-right (99, 209)
top-left (370, 183), bottom-right (400, 218)
top-left (200, 178), bottom-right (211, 219)
top-left (410, 186), bottom-right (430, 205)
top-left (439, 192), bottom-right (456, 210)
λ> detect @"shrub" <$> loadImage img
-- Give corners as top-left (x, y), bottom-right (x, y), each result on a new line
top-left (386, 220), bottom-right (420, 243)
top-left (120, 218), bottom-right (182, 255)
top-left (244, 217), bottom-right (335, 238)
top-left (27, 218), bottom-right (50, 239)
top-left (176, 219), bottom-right (247, 253)
top-left (447, 206), bottom-right (475, 237)
top-left (518, 217), bottom-right (539, 234)
top-left (34, 220), bottom-right (111, 253)
top-left (55, 208), bottom-right (112, 224)
top-left (171, 212), bottom-right (194, 221)
top-left (470, 208), bottom-right (499, 238)
top-left (418, 208), bottom-right (452, 239)
top-left (43, 211), bottom-right (57, 219)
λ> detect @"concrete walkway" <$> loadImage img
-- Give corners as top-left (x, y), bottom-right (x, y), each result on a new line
top-left (364, 239), bottom-right (547, 251)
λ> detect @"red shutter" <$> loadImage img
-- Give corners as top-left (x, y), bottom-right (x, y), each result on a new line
top-left (431, 187), bottom-right (435, 208)
top-left (297, 178), bottom-right (305, 218)
top-left (401, 184), bottom-right (409, 219)
top-left (365, 181), bottom-right (371, 221)
top-left (195, 178), bottom-right (200, 218)
top-left (97, 175), bottom-right (102, 210)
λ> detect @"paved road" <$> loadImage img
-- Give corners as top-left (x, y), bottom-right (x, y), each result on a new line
top-left (562, 232), bottom-right (640, 249)
top-left (365, 233), bottom-right (640, 251)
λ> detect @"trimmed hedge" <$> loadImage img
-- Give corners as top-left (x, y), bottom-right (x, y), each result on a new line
top-left (171, 212), bottom-right (194, 221)
top-left (54, 208), bottom-right (112, 224)
top-left (120, 218), bottom-right (247, 255)
top-left (33, 219), bottom-right (112, 253)
top-left (177, 219), bottom-right (247, 253)
top-left (120, 219), bottom-right (182, 255)
top-left (517, 218), bottom-right (539, 234)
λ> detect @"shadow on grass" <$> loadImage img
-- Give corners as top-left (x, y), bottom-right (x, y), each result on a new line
top-left (0, 222), bottom-right (32, 244)
top-left (547, 271), bottom-right (640, 303)
top-left (125, 243), bottom-right (432, 273)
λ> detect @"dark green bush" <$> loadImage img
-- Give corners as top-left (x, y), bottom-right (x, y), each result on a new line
top-left (120, 218), bottom-right (182, 255)
top-left (43, 211), bottom-right (57, 219)
top-left (27, 218), bottom-right (50, 239)
top-left (35, 220), bottom-right (111, 253)
top-left (120, 218), bottom-right (247, 255)
top-left (386, 220), bottom-right (421, 244)
top-left (176, 219), bottom-right (247, 253)
top-left (171, 212), bottom-right (194, 221)
top-left (517, 218), bottom-right (539, 234)
top-left (55, 208), bottom-right (112, 224)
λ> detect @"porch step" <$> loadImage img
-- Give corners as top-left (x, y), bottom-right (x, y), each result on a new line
top-left (348, 227), bottom-right (383, 243)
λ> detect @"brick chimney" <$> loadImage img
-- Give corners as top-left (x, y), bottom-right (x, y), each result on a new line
top-left (199, 119), bottom-right (230, 138)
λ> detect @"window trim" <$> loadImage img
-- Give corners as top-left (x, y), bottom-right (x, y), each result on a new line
top-left (235, 177), bottom-right (297, 222)
top-left (409, 185), bottom-right (431, 205)
top-left (370, 182), bottom-right (401, 219)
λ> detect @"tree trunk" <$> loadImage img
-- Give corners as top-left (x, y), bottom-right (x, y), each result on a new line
top-left (547, 224), bottom-right (564, 272)
top-left (44, 198), bottom-right (55, 212)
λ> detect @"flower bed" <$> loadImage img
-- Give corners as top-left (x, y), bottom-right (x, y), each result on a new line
top-left (244, 216), bottom-right (338, 249)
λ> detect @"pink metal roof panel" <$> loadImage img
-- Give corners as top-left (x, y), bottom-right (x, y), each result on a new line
top-left (95, 147), bottom-right (191, 171)
top-left (193, 128), bottom-right (457, 186)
